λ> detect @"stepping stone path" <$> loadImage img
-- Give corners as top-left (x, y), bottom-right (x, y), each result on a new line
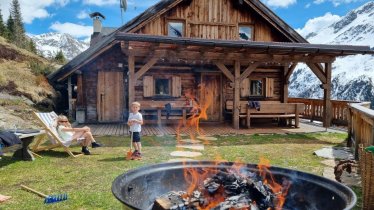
top-left (168, 135), bottom-right (218, 161)
top-left (197, 136), bottom-right (218, 141)
top-left (176, 144), bottom-right (205, 151)
top-left (170, 151), bottom-right (203, 158)
top-left (168, 158), bottom-right (195, 162)
top-left (179, 139), bottom-right (202, 144)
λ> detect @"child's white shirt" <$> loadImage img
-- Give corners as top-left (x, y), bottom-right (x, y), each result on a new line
top-left (128, 112), bottom-right (143, 132)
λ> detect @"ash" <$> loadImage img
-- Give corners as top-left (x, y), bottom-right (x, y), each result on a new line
top-left (153, 168), bottom-right (285, 210)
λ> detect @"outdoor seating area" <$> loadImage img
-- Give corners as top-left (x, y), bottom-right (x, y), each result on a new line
top-left (0, 129), bottom-right (362, 209)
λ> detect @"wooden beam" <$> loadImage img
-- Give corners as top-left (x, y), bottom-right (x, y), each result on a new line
top-left (282, 65), bottom-right (289, 103)
top-left (234, 61), bottom-right (240, 129)
top-left (76, 73), bottom-right (83, 107)
top-left (239, 62), bottom-right (260, 82)
top-left (323, 62), bottom-right (332, 127)
top-left (285, 63), bottom-right (297, 81)
top-left (306, 63), bottom-right (327, 84)
top-left (128, 55), bottom-right (135, 105)
top-left (134, 56), bottom-right (158, 80)
top-left (68, 76), bottom-right (73, 118)
top-left (215, 62), bottom-right (234, 82)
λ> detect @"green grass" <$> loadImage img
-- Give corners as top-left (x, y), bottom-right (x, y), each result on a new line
top-left (0, 132), bottom-right (361, 209)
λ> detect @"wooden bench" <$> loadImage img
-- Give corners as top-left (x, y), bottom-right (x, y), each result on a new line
top-left (137, 101), bottom-right (192, 126)
top-left (0, 130), bottom-right (45, 161)
top-left (226, 101), bottom-right (305, 128)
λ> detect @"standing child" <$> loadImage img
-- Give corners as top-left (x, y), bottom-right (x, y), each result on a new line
top-left (127, 101), bottom-right (143, 159)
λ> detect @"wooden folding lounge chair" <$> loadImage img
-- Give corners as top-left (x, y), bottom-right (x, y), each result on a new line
top-left (32, 111), bottom-right (83, 158)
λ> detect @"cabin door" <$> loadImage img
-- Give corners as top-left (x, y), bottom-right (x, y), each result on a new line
top-left (200, 73), bottom-right (221, 121)
top-left (97, 71), bottom-right (124, 122)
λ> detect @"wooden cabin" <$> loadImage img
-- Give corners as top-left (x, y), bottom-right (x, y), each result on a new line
top-left (48, 0), bottom-right (373, 129)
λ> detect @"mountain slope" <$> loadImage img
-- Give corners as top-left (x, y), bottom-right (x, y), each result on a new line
top-left (30, 32), bottom-right (89, 60)
top-left (289, 1), bottom-right (374, 103)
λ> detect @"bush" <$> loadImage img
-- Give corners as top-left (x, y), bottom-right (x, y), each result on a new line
top-left (29, 60), bottom-right (55, 76)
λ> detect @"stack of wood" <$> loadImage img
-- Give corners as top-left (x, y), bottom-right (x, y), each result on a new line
top-left (152, 168), bottom-right (281, 210)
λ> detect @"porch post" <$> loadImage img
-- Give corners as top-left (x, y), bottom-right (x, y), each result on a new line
top-left (128, 55), bottom-right (135, 106)
top-left (234, 61), bottom-right (240, 129)
top-left (68, 76), bottom-right (73, 118)
top-left (323, 62), bottom-right (332, 127)
top-left (282, 65), bottom-right (289, 103)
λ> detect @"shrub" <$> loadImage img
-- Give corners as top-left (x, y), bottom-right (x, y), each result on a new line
top-left (29, 60), bottom-right (55, 76)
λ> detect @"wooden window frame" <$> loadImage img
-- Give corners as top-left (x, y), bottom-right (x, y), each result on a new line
top-left (166, 19), bottom-right (186, 37)
top-left (238, 23), bottom-right (254, 41)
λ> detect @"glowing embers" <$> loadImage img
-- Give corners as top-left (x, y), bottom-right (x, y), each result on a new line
top-left (152, 160), bottom-right (290, 210)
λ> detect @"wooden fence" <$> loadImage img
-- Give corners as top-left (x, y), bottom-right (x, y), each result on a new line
top-left (288, 98), bottom-right (363, 126)
top-left (347, 102), bottom-right (374, 210)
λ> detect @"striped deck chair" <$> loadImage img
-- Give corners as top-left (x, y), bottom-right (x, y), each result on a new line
top-left (32, 111), bottom-right (83, 158)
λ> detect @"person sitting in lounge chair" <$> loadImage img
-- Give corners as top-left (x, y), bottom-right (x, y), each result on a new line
top-left (56, 115), bottom-right (101, 155)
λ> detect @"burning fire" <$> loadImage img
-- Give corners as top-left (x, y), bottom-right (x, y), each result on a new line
top-left (178, 158), bottom-right (291, 209)
top-left (258, 157), bottom-right (291, 209)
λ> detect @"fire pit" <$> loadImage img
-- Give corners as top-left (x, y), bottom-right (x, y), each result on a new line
top-left (112, 161), bottom-right (356, 210)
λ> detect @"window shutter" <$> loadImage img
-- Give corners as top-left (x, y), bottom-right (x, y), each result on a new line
top-left (240, 78), bottom-right (250, 97)
top-left (265, 78), bottom-right (274, 97)
top-left (171, 76), bottom-right (181, 97)
top-left (143, 76), bottom-right (154, 97)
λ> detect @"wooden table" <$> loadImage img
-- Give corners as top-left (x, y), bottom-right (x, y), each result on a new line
top-left (12, 130), bottom-right (45, 161)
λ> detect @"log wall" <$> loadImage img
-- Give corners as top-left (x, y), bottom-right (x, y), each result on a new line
top-left (136, 0), bottom-right (288, 42)
top-left (81, 46), bottom-right (124, 122)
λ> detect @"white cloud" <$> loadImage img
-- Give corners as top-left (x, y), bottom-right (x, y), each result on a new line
top-left (296, 12), bottom-right (341, 37)
top-left (0, 0), bottom-right (70, 24)
top-left (77, 10), bottom-right (89, 19)
top-left (261, 0), bottom-right (297, 8)
top-left (82, 0), bottom-right (118, 6)
top-left (49, 22), bottom-right (92, 38)
top-left (313, 0), bottom-right (361, 6)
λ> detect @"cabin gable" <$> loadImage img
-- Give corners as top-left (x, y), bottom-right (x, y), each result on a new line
top-left (128, 0), bottom-right (290, 42)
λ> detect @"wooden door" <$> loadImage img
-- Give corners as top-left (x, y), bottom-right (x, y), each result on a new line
top-left (200, 73), bottom-right (221, 121)
top-left (97, 71), bottom-right (124, 122)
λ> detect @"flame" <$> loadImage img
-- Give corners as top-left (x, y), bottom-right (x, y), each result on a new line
top-left (258, 157), bottom-right (290, 209)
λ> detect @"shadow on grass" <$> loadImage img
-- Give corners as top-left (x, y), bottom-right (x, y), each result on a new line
top-left (0, 156), bottom-right (18, 168)
top-left (36, 149), bottom-right (83, 158)
top-left (97, 157), bottom-right (125, 162)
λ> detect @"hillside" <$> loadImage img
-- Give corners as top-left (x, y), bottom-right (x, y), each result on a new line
top-left (0, 36), bottom-right (58, 130)
top-left (289, 1), bottom-right (374, 103)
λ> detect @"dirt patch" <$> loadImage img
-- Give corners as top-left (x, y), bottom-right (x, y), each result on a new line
top-left (0, 44), bottom-right (27, 62)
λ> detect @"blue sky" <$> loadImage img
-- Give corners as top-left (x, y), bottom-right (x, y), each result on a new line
top-left (0, 0), bottom-right (371, 41)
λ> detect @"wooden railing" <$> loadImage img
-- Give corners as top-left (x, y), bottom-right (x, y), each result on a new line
top-left (347, 102), bottom-right (374, 210)
top-left (288, 97), bottom-right (363, 126)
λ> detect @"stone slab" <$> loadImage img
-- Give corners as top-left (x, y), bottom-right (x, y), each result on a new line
top-left (168, 158), bottom-right (195, 162)
top-left (176, 144), bottom-right (204, 151)
top-left (314, 147), bottom-right (354, 160)
top-left (170, 151), bottom-right (202, 157)
top-left (196, 136), bottom-right (218, 141)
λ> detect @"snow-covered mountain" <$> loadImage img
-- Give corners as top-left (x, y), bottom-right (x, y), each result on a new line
top-left (289, 1), bottom-right (374, 103)
top-left (30, 32), bottom-right (89, 61)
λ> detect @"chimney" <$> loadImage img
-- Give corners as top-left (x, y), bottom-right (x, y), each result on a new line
top-left (89, 12), bottom-right (106, 46)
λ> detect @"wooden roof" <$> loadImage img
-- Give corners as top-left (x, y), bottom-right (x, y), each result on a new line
top-left (48, 0), bottom-right (373, 83)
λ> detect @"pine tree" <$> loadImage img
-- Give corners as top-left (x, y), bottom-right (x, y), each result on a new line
top-left (54, 50), bottom-right (66, 64)
top-left (10, 0), bottom-right (25, 47)
top-left (6, 14), bottom-right (15, 41)
top-left (27, 39), bottom-right (37, 54)
top-left (0, 8), bottom-right (8, 38)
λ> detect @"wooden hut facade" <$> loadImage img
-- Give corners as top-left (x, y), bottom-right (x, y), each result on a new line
top-left (48, 0), bottom-right (373, 129)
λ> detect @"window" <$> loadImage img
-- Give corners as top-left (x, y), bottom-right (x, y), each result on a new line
top-left (168, 21), bottom-right (184, 37)
top-left (239, 25), bottom-right (253, 41)
top-left (155, 79), bottom-right (170, 96)
top-left (143, 76), bottom-right (181, 98)
top-left (250, 79), bottom-right (263, 96)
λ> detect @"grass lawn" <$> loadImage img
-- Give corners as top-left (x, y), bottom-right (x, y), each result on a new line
top-left (0, 132), bottom-right (361, 209)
